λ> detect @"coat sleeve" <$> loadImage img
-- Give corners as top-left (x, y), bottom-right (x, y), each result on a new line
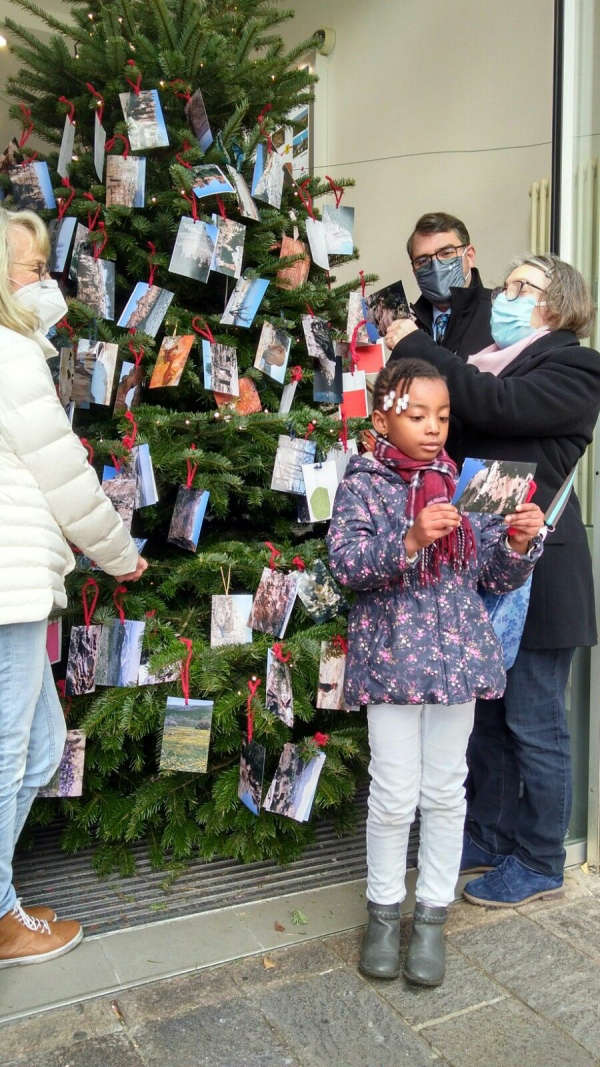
top-left (326, 475), bottom-right (413, 590)
top-left (390, 331), bottom-right (600, 439)
top-left (473, 514), bottom-right (543, 594)
top-left (0, 334), bottom-right (139, 577)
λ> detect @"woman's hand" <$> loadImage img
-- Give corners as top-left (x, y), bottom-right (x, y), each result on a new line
top-left (404, 504), bottom-right (462, 555)
top-left (116, 555), bottom-right (148, 582)
top-left (384, 318), bottom-right (419, 350)
top-left (505, 503), bottom-right (545, 554)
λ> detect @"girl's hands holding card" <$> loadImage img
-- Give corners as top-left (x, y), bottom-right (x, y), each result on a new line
top-left (505, 503), bottom-right (544, 554)
top-left (405, 503), bottom-right (462, 555)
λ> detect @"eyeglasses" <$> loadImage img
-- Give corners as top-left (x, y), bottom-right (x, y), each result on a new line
top-left (11, 261), bottom-right (50, 280)
top-left (412, 244), bottom-right (467, 272)
top-left (492, 278), bottom-right (547, 302)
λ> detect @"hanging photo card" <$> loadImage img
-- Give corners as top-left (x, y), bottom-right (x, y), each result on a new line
top-left (362, 280), bottom-right (409, 342)
top-left (326, 439), bottom-right (359, 482)
top-left (272, 124), bottom-right (294, 169)
top-left (138, 652), bottom-right (179, 686)
top-left (95, 618), bottom-right (145, 687)
top-left (301, 461), bottom-right (338, 522)
top-left (278, 380), bottom-right (298, 415)
top-left (353, 340), bottom-right (386, 373)
top-left (251, 144), bottom-right (284, 209)
top-left (58, 345), bottom-right (75, 406)
top-left (213, 218), bottom-right (245, 279)
top-left (75, 536), bottom-right (146, 575)
top-left (249, 568), bottom-right (298, 639)
top-left (39, 731), bottom-right (86, 798)
top-left (57, 115), bottom-right (76, 179)
top-left (117, 282), bottom-right (174, 337)
top-left (105, 154), bottom-right (146, 208)
top-left (169, 217), bottom-right (215, 283)
top-left (202, 339), bottom-right (239, 396)
top-left (313, 341), bottom-right (344, 404)
top-left (347, 290), bottom-right (369, 344)
top-left (214, 377), bottom-right (262, 414)
top-left (288, 102), bottom-right (310, 179)
top-left (114, 360), bottom-right (144, 414)
top-left (72, 339), bottom-right (118, 407)
top-left (168, 486), bottom-right (210, 552)
top-left (305, 218), bottom-right (329, 271)
top-left (297, 560), bottom-right (345, 623)
top-left (276, 235), bottom-right (311, 291)
top-left (220, 277), bottom-right (269, 328)
top-left (185, 87), bottom-right (213, 152)
top-left (46, 618), bottom-right (62, 665)
top-left (254, 322), bottom-right (291, 385)
top-left (119, 89), bottom-right (169, 151)
top-left (49, 216), bottom-right (77, 274)
top-left (340, 371), bottom-right (368, 419)
top-left (211, 594), bottom-right (253, 647)
top-left (65, 624), bottom-right (102, 696)
top-left (317, 639), bottom-right (348, 710)
top-left (160, 697), bottom-right (213, 773)
top-left (263, 742), bottom-right (325, 822)
top-left (302, 314), bottom-right (337, 385)
top-left (322, 204), bottom-right (354, 256)
top-left (68, 223), bottom-right (90, 283)
top-left (452, 458), bottom-right (537, 515)
top-left (101, 469), bottom-right (136, 532)
top-left (94, 113), bottom-right (106, 181)
top-left (192, 164), bottom-right (234, 199)
top-left (71, 338), bottom-right (94, 406)
top-left (238, 739), bottom-right (266, 816)
top-left (225, 165), bottom-right (260, 221)
top-left (76, 255), bottom-right (116, 321)
top-left (132, 443), bottom-right (159, 509)
top-left (149, 334), bottom-right (194, 389)
top-left (265, 648), bottom-right (294, 727)
top-left (271, 434), bottom-right (316, 495)
top-left (9, 162), bottom-right (56, 210)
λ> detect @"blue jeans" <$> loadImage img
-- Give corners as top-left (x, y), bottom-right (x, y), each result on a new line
top-left (466, 647), bottom-right (574, 878)
top-left (0, 620), bottom-right (66, 918)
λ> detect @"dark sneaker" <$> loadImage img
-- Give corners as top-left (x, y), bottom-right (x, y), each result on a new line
top-left (463, 855), bottom-right (564, 908)
top-left (460, 832), bottom-right (506, 874)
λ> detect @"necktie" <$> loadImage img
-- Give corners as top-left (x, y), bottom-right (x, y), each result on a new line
top-left (433, 311), bottom-right (450, 343)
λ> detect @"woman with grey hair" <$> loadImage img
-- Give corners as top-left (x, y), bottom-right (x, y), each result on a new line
top-left (385, 253), bottom-right (600, 912)
top-left (0, 207), bottom-right (147, 968)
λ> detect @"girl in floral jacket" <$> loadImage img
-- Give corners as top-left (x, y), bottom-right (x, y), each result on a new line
top-left (326, 358), bottom-right (543, 988)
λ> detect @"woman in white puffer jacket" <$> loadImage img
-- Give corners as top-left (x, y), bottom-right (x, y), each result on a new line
top-left (0, 207), bottom-right (147, 970)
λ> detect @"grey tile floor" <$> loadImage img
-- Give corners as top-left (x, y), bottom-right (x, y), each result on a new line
top-left (2, 866), bottom-right (600, 1066)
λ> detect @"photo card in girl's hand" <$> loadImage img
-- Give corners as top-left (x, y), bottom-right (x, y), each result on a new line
top-left (159, 697), bottom-right (213, 774)
top-left (119, 89), bottom-right (169, 151)
top-left (117, 282), bottom-right (174, 338)
top-left (168, 487), bottom-right (210, 552)
top-left (39, 731), bottom-right (86, 798)
top-left (452, 458), bottom-right (537, 515)
top-left (317, 639), bottom-right (348, 710)
top-left (271, 434), bottom-right (317, 495)
top-left (296, 559), bottom-right (345, 623)
top-left (95, 619), bottom-right (145, 688)
top-left (149, 334), bottom-right (194, 389)
top-left (249, 568), bottom-right (298, 639)
top-left (266, 648), bottom-right (294, 727)
top-left (238, 739), bottom-right (266, 815)
top-left (254, 322), bottom-right (292, 385)
top-left (262, 742), bottom-right (326, 822)
top-left (202, 339), bottom-right (239, 396)
top-left (302, 461), bottom-right (338, 522)
top-left (65, 624), bottom-right (102, 696)
top-left (105, 154), bottom-right (146, 208)
top-left (168, 217), bottom-right (215, 284)
top-left (77, 255), bottom-right (116, 321)
top-left (211, 594), bottom-right (253, 648)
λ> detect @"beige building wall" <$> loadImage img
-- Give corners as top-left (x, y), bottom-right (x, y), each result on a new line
top-left (280, 0), bottom-right (555, 301)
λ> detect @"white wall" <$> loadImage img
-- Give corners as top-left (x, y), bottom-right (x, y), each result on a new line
top-left (280, 0), bottom-right (555, 300)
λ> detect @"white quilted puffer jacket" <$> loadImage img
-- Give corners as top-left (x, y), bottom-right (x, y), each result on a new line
top-left (0, 324), bottom-right (139, 625)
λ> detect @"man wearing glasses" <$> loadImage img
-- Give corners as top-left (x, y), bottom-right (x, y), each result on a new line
top-left (406, 211), bottom-right (493, 358)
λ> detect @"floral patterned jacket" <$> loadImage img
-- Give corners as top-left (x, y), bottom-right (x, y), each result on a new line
top-left (326, 454), bottom-right (542, 707)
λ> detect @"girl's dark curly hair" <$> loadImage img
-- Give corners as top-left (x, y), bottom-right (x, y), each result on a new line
top-left (373, 358), bottom-right (447, 412)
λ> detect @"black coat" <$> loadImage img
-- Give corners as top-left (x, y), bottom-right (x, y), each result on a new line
top-left (389, 329), bottom-right (600, 648)
top-left (412, 267), bottom-right (493, 359)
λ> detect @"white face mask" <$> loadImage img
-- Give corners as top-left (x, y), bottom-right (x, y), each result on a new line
top-left (14, 278), bottom-right (68, 334)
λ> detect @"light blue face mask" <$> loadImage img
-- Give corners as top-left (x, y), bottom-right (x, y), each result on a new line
top-left (415, 254), bottom-right (466, 305)
top-left (490, 291), bottom-right (538, 348)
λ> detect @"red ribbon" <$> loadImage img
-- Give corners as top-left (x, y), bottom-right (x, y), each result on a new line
top-left (122, 411), bottom-right (138, 451)
top-left (79, 437), bottom-right (94, 464)
top-left (92, 221), bottom-right (108, 260)
top-left (147, 241), bottom-right (157, 287)
top-left (175, 138), bottom-right (193, 168)
top-left (81, 577), bottom-right (99, 629)
top-left (297, 179), bottom-right (315, 220)
top-left (105, 133), bottom-right (130, 159)
top-left (110, 453), bottom-right (122, 472)
top-left (86, 82), bottom-right (105, 126)
top-left (332, 634), bottom-right (348, 655)
top-left (18, 104), bottom-right (33, 148)
top-left (272, 642), bottom-right (291, 664)
top-left (324, 175), bottom-right (344, 208)
top-left (291, 556), bottom-right (306, 571)
top-left (191, 317), bottom-right (215, 343)
top-left (359, 270), bottom-right (366, 297)
top-left (83, 193), bottom-right (102, 232)
top-left (57, 317), bottom-right (74, 339)
top-left (185, 443), bottom-right (198, 488)
top-left (349, 319), bottom-right (368, 373)
top-left (339, 412), bottom-right (349, 453)
top-left (56, 679), bottom-right (73, 718)
top-left (305, 303), bottom-right (315, 317)
top-left (304, 421), bottom-right (316, 439)
top-left (169, 78), bottom-right (192, 101)
top-left (125, 59), bottom-right (142, 95)
top-left (57, 177), bottom-right (76, 219)
top-left (58, 95), bottom-right (76, 124)
top-left (216, 196), bottom-right (227, 220)
top-left (290, 365), bottom-right (303, 383)
top-left (264, 541), bottom-right (281, 570)
top-left (128, 341), bottom-right (145, 368)
top-left (181, 191), bottom-right (198, 222)
top-left (313, 732), bottom-right (330, 747)
top-left (178, 636), bottom-right (193, 706)
top-left (257, 103), bottom-right (273, 152)
top-left (246, 677), bottom-right (262, 743)
top-left (113, 585), bottom-right (127, 625)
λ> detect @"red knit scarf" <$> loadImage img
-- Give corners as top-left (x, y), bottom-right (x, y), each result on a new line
top-left (373, 435), bottom-right (476, 585)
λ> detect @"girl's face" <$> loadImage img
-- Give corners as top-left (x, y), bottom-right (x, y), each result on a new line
top-left (372, 378), bottom-right (450, 460)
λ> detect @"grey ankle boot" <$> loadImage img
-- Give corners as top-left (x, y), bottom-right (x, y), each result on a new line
top-left (359, 901), bottom-right (402, 979)
top-left (403, 903), bottom-right (448, 987)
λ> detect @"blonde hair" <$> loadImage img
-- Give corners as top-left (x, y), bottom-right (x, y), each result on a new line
top-left (509, 253), bottom-right (595, 338)
top-left (0, 207), bottom-right (51, 335)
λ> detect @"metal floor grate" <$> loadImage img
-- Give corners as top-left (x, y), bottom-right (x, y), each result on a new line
top-left (13, 792), bottom-right (419, 936)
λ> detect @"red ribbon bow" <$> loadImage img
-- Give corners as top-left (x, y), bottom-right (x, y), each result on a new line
top-left (264, 541), bottom-right (281, 570)
top-left (181, 190), bottom-right (199, 222)
top-left (186, 443), bottom-right (198, 488)
top-left (147, 241), bottom-right (157, 287)
top-left (297, 179), bottom-right (315, 220)
top-left (304, 421), bottom-right (316, 439)
top-left (246, 677), bottom-right (262, 743)
top-left (339, 413), bottom-right (349, 453)
top-left (313, 732), bottom-right (330, 747)
top-left (128, 340), bottom-right (145, 368)
top-left (57, 317), bottom-right (74, 339)
top-left (291, 556), bottom-right (306, 571)
top-left (332, 634), bottom-right (348, 654)
top-left (86, 82), bottom-right (105, 126)
top-left (113, 585), bottom-right (128, 625)
top-left (272, 642), bottom-right (291, 664)
top-left (169, 78), bottom-right (192, 101)
top-left (125, 59), bottom-right (142, 95)
top-left (191, 318), bottom-right (215, 343)
top-left (18, 104), bottom-right (34, 149)
top-left (179, 636), bottom-right (193, 706)
top-left (359, 270), bottom-right (366, 297)
top-left (290, 366), bottom-right (303, 383)
top-left (81, 577), bottom-right (99, 629)
top-left (57, 177), bottom-right (76, 219)
top-left (349, 319), bottom-right (368, 373)
top-left (58, 95), bottom-right (76, 124)
top-left (122, 411), bottom-right (138, 451)
top-left (92, 221), bottom-right (108, 260)
top-left (325, 175), bottom-right (344, 207)
top-left (105, 133), bottom-right (130, 159)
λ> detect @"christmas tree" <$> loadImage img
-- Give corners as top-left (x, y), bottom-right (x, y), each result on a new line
top-left (3, 0), bottom-right (378, 874)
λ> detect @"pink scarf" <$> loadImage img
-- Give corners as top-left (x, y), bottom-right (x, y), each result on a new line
top-left (468, 327), bottom-right (550, 376)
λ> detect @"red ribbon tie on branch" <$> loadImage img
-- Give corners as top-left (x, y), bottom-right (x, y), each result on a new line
top-left (291, 556), bottom-right (306, 571)
top-left (359, 270), bottom-right (366, 297)
top-left (18, 104), bottom-right (34, 148)
top-left (58, 95), bottom-right (76, 124)
top-left (169, 78), bottom-right (192, 101)
top-left (122, 411), bottom-right (138, 451)
top-left (147, 241), bottom-right (157, 286)
top-left (304, 421), bottom-right (316, 439)
top-left (216, 196), bottom-right (227, 220)
top-left (272, 642), bottom-right (291, 664)
top-left (186, 443), bottom-right (198, 488)
top-left (324, 175), bottom-right (344, 208)
top-left (125, 59), bottom-right (143, 95)
top-left (178, 636), bottom-right (193, 706)
top-left (105, 133), bottom-right (130, 159)
top-left (257, 103), bottom-right (273, 152)
top-left (264, 541), bottom-right (281, 570)
top-left (304, 303), bottom-right (315, 318)
top-left (113, 585), bottom-right (128, 626)
top-left (349, 319), bottom-right (368, 373)
top-left (313, 732), bottom-right (330, 747)
top-left (290, 365), bottom-right (303, 383)
top-left (128, 340), bottom-right (145, 367)
top-left (297, 179), bottom-right (315, 220)
top-left (339, 412), bottom-right (349, 453)
top-left (92, 221), bottom-right (108, 260)
top-left (79, 437), bottom-right (94, 465)
top-left (86, 82), bottom-right (105, 126)
top-left (246, 676), bottom-right (262, 743)
top-left (191, 317), bottom-right (215, 344)
top-left (81, 577), bottom-right (100, 629)
top-left (332, 634), bottom-right (348, 655)
top-left (57, 177), bottom-right (76, 219)
top-left (110, 453), bottom-right (122, 472)
top-left (57, 317), bottom-right (74, 339)
top-left (181, 190), bottom-right (198, 222)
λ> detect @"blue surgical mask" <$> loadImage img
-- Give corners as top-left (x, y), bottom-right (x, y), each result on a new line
top-left (490, 292), bottom-right (538, 348)
top-left (415, 254), bottom-right (466, 305)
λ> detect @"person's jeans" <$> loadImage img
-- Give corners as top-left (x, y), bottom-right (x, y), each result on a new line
top-left (0, 620), bottom-right (66, 918)
top-left (367, 701), bottom-right (475, 907)
top-left (466, 647), bottom-right (575, 878)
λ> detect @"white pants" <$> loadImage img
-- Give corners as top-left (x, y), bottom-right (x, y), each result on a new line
top-left (366, 701), bottom-right (475, 908)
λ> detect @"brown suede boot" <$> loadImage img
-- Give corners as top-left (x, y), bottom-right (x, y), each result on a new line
top-left (0, 903), bottom-right (82, 968)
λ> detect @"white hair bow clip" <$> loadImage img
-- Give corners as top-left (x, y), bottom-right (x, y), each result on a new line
top-left (395, 392), bottom-right (410, 414)
top-left (382, 389), bottom-right (396, 412)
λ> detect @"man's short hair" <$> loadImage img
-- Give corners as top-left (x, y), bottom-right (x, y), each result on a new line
top-left (406, 212), bottom-right (471, 259)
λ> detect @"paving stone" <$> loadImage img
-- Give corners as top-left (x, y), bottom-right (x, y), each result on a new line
top-left (445, 898), bottom-right (517, 937)
top-left (0, 998), bottom-right (121, 1061)
top-left (451, 914), bottom-right (600, 1058)
top-left (111, 962), bottom-right (239, 1027)
top-left (229, 937), bottom-right (343, 991)
top-left (132, 996), bottom-right (300, 1066)
top-left (530, 899), bottom-right (600, 962)
top-left (422, 996), bottom-right (596, 1067)
top-left (7, 1032), bottom-right (145, 1067)
top-left (256, 968), bottom-right (438, 1066)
